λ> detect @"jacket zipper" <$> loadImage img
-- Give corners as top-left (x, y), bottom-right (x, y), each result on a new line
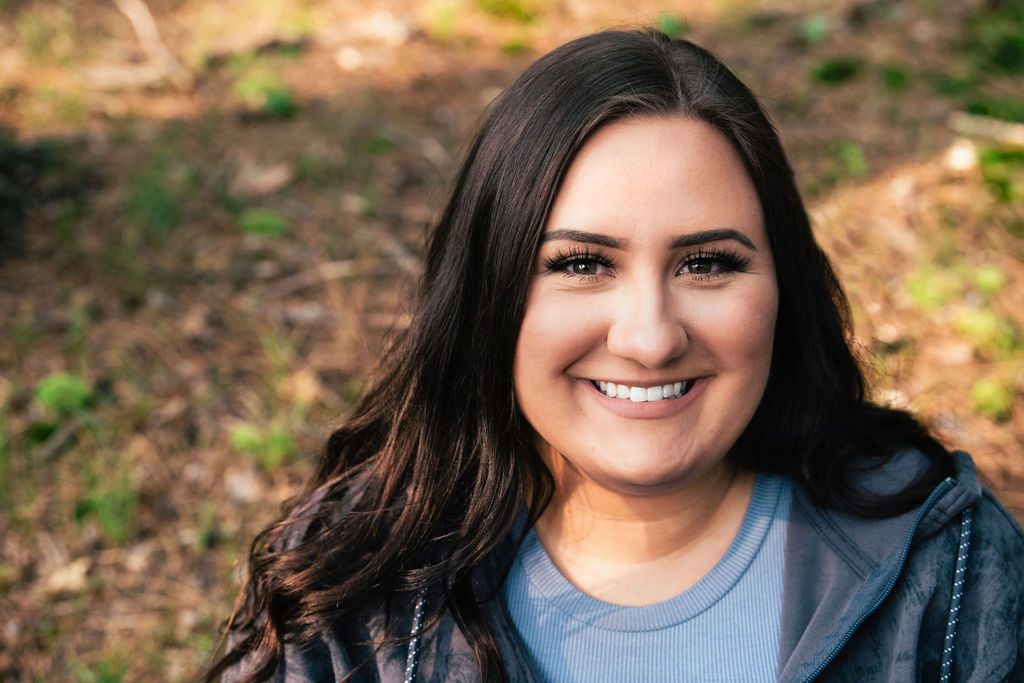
top-left (802, 477), bottom-right (956, 682)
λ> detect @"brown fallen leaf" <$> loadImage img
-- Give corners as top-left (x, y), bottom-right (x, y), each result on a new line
top-left (41, 557), bottom-right (90, 595)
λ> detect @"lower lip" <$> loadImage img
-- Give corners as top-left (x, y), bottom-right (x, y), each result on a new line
top-left (581, 377), bottom-right (708, 419)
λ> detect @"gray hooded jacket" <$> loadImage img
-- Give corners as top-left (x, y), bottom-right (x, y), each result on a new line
top-left (231, 452), bottom-right (1024, 682)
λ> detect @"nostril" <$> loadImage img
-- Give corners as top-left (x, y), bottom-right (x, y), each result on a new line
top-left (607, 326), bottom-right (687, 369)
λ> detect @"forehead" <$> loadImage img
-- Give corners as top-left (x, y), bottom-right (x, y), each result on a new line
top-left (545, 116), bottom-right (764, 245)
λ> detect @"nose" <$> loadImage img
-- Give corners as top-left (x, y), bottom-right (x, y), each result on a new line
top-left (605, 284), bottom-right (687, 369)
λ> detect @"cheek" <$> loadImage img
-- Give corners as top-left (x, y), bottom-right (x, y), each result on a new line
top-left (688, 283), bottom-right (778, 368)
top-left (738, 288), bottom-right (778, 366)
top-left (514, 288), bottom-right (604, 377)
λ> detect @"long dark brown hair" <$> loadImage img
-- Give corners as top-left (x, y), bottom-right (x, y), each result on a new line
top-left (206, 28), bottom-right (952, 682)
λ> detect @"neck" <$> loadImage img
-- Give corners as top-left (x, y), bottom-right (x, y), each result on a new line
top-left (533, 452), bottom-right (756, 605)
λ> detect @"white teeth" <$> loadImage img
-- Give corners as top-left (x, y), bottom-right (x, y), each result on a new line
top-left (592, 378), bottom-right (696, 402)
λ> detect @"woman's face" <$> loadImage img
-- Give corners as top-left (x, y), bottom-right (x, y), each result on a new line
top-left (513, 116), bottom-right (778, 496)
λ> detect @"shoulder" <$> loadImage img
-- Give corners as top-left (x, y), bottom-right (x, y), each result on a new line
top-left (909, 485), bottom-right (1024, 593)
top-left (961, 488), bottom-right (1024, 608)
top-left (936, 482), bottom-right (1024, 610)
top-left (973, 487), bottom-right (1024, 546)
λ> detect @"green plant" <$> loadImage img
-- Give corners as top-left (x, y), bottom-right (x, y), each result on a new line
top-left (35, 372), bottom-right (91, 417)
top-left (973, 265), bottom-right (1006, 300)
top-left (261, 86), bottom-right (299, 119)
top-left (1004, 215), bottom-right (1024, 238)
top-left (905, 266), bottom-right (962, 310)
top-left (477, 0), bottom-right (536, 23)
top-left (930, 73), bottom-right (972, 97)
top-left (281, 9), bottom-right (318, 41)
top-left (965, 98), bottom-right (1024, 123)
top-left (0, 560), bottom-right (16, 593)
top-left (953, 308), bottom-right (1020, 358)
top-left (228, 422), bottom-right (262, 453)
top-left (500, 39), bottom-right (531, 55)
top-left (261, 333), bottom-right (296, 382)
top-left (126, 174), bottom-right (180, 234)
top-left (424, 0), bottom-right (463, 41)
top-left (25, 421), bottom-right (58, 445)
top-left (71, 654), bottom-right (128, 683)
top-left (36, 87), bottom-right (88, 127)
top-left (75, 461), bottom-right (138, 545)
top-left (970, 376), bottom-right (1014, 421)
top-left (239, 208), bottom-right (288, 235)
top-left (979, 148), bottom-right (1024, 203)
top-left (657, 12), bottom-right (689, 39)
top-left (881, 65), bottom-right (907, 90)
top-left (195, 501), bottom-right (221, 551)
top-left (263, 425), bottom-right (297, 469)
top-left (234, 70), bottom-right (299, 119)
top-left (811, 57), bottom-right (864, 84)
top-left (365, 135), bottom-right (397, 155)
top-left (836, 142), bottom-right (869, 179)
top-left (193, 632), bottom-right (217, 657)
top-left (229, 421), bottom-right (296, 471)
top-left (343, 378), bottom-right (365, 407)
top-left (15, 3), bottom-right (76, 64)
top-left (65, 304), bottom-right (93, 361)
top-left (968, 4), bottom-right (1024, 74)
top-left (801, 14), bottom-right (828, 44)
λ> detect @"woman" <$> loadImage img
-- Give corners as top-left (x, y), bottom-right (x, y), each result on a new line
top-left (209, 29), bottom-right (1024, 682)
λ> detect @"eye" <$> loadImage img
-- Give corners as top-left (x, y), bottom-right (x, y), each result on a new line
top-left (566, 259), bottom-right (604, 276)
top-left (681, 257), bottom-right (721, 276)
top-left (542, 248), bottom-right (614, 279)
top-left (678, 248), bottom-right (751, 280)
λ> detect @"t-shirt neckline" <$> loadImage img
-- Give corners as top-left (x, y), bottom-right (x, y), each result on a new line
top-left (514, 473), bottom-right (786, 632)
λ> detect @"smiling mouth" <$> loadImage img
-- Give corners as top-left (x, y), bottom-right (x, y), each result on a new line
top-left (587, 379), bottom-right (697, 402)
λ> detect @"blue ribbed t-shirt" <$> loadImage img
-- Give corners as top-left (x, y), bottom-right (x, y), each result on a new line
top-left (501, 474), bottom-right (791, 682)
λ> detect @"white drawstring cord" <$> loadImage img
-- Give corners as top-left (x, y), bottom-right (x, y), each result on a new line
top-left (403, 587), bottom-right (427, 683)
top-left (939, 507), bottom-right (973, 682)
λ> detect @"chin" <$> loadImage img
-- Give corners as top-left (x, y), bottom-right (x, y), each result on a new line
top-left (593, 458), bottom-right (714, 495)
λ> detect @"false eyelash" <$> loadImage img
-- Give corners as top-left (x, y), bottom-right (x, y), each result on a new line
top-left (541, 246), bottom-right (615, 273)
top-left (680, 247), bottom-right (752, 276)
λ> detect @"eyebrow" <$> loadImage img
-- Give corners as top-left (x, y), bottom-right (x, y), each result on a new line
top-left (541, 228), bottom-right (757, 251)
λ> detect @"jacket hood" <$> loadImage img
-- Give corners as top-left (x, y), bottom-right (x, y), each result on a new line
top-left (918, 451), bottom-right (982, 535)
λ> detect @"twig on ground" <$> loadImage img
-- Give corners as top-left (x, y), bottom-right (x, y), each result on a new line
top-left (107, 0), bottom-right (193, 90)
top-left (34, 419), bottom-right (80, 463)
top-left (948, 112), bottom-right (1024, 148)
top-left (272, 261), bottom-right (360, 298)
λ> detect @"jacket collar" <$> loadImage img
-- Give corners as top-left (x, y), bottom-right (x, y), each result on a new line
top-left (776, 451), bottom-right (980, 682)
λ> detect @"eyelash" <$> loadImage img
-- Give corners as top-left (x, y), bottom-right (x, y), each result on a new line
top-left (542, 246), bottom-right (615, 280)
top-left (541, 246), bottom-right (752, 282)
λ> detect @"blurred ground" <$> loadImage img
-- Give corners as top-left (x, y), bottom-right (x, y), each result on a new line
top-left (0, 0), bottom-right (1022, 680)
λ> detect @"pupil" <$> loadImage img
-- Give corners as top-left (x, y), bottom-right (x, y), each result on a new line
top-left (573, 262), bottom-right (594, 274)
